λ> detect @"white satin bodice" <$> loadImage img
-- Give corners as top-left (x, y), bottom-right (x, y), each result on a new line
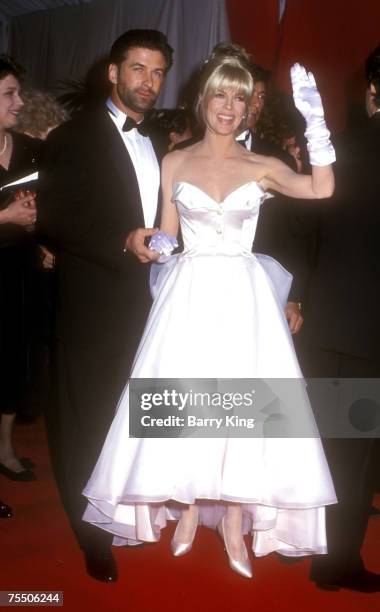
top-left (173, 181), bottom-right (272, 255)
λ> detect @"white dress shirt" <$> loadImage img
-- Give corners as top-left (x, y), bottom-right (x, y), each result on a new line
top-left (106, 98), bottom-right (160, 228)
top-left (236, 128), bottom-right (253, 151)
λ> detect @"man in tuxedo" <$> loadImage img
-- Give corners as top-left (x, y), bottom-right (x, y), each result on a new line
top-left (237, 63), bottom-right (304, 335)
top-left (37, 29), bottom-right (173, 582)
top-left (299, 45), bottom-right (380, 592)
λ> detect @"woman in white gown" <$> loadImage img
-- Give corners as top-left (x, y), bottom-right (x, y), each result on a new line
top-left (83, 47), bottom-right (337, 578)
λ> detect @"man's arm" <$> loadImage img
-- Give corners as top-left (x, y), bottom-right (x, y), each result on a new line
top-left (37, 126), bottom-right (139, 271)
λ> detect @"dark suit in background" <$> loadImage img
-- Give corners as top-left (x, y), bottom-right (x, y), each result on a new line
top-left (299, 113), bottom-right (380, 586)
top-left (249, 133), bottom-right (310, 306)
top-left (37, 106), bottom-right (160, 553)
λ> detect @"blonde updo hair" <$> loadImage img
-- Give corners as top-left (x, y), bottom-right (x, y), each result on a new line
top-left (195, 42), bottom-right (254, 127)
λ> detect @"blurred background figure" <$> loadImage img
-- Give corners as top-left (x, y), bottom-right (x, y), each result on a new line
top-left (246, 63), bottom-right (269, 140)
top-left (148, 107), bottom-right (193, 153)
top-left (15, 89), bottom-right (69, 271)
top-left (282, 132), bottom-right (303, 173)
top-left (13, 90), bottom-right (70, 430)
top-left (236, 62), bottom-right (305, 335)
top-left (272, 92), bottom-right (308, 174)
top-left (15, 89), bottom-right (69, 141)
top-left (299, 44), bottom-right (380, 593)
top-left (0, 55), bottom-right (42, 482)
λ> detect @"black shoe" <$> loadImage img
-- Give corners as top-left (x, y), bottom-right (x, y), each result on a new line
top-left (84, 549), bottom-right (118, 583)
top-left (315, 569), bottom-right (380, 593)
top-left (0, 500), bottom-right (12, 518)
top-left (19, 457), bottom-right (36, 470)
top-left (370, 505), bottom-right (380, 517)
top-left (0, 462), bottom-right (36, 482)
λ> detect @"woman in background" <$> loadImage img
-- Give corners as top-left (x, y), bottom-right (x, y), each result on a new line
top-left (0, 56), bottom-right (42, 482)
top-left (15, 88), bottom-right (69, 269)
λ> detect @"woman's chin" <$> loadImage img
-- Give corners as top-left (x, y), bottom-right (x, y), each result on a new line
top-left (209, 124), bottom-right (237, 137)
top-left (3, 118), bottom-right (18, 130)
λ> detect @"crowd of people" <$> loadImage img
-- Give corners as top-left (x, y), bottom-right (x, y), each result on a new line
top-left (0, 28), bottom-right (379, 595)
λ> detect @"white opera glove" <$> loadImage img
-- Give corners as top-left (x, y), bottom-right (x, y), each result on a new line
top-left (290, 63), bottom-right (335, 166)
top-left (148, 230), bottom-right (178, 256)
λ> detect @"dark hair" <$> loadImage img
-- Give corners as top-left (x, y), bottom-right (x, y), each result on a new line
top-left (249, 63), bottom-right (271, 85)
top-left (0, 54), bottom-right (24, 82)
top-left (151, 108), bottom-right (192, 135)
top-left (109, 29), bottom-right (173, 72)
top-left (365, 44), bottom-right (380, 108)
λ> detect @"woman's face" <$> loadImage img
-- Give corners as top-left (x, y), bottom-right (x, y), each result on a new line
top-left (205, 87), bottom-right (246, 135)
top-left (0, 75), bottom-right (23, 129)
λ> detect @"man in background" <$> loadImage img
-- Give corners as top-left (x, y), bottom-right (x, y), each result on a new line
top-left (300, 45), bottom-right (380, 593)
top-left (238, 62), bottom-right (305, 335)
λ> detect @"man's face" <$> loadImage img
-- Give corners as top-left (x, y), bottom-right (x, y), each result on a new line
top-left (365, 83), bottom-right (378, 117)
top-left (109, 47), bottom-right (167, 120)
top-left (246, 81), bottom-right (266, 131)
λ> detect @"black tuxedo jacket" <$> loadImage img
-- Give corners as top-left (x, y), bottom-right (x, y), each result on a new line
top-left (37, 106), bottom-right (161, 356)
top-left (301, 113), bottom-right (380, 359)
top-left (250, 134), bottom-right (310, 303)
top-left (246, 132), bottom-right (296, 167)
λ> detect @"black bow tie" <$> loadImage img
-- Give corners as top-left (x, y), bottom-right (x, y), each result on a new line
top-left (122, 116), bottom-right (149, 136)
top-left (237, 130), bottom-right (251, 145)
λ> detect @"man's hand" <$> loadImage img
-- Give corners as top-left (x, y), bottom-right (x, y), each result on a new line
top-left (39, 245), bottom-right (55, 269)
top-left (285, 301), bottom-right (303, 334)
top-left (124, 228), bottom-right (160, 263)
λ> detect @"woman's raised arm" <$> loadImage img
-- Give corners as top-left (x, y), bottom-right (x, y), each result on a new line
top-left (262, 64), bottom-right (335, 200)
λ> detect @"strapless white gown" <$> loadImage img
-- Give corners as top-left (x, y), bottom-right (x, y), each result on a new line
top-left (83, 181), bottom-right (336, 556)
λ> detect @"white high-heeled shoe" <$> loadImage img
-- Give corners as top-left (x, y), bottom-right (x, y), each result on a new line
top-left (171, 512), bottom-right (198, 557)
top-left (217, 516), bottom-right (253, 579)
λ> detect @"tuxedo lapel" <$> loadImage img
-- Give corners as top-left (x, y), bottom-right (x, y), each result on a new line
top-left (94, 107), bottom-right (145, 229)
top-left (154, 185), bottom-right (163, 227)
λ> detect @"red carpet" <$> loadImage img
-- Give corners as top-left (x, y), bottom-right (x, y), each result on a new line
top-left (1, 417), bottom-right (379, 611)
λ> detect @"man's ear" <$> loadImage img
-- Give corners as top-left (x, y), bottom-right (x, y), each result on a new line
top-left (108, 63), bottom-right (118, 85)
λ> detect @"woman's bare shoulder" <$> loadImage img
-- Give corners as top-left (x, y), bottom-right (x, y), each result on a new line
top-left (245, 150), bottom-right (286, 174)
top-left (238, 150), bottom-right (269, 178)
top-left (162, 149), bottom-right (187, 172)
top-left (162, 144), bottom-right (202, 177)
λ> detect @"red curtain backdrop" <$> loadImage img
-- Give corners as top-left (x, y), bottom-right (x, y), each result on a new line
top-left (226, 0), bottom-right (280, 68)
top-left (226, 0), bottom-right (380, 132)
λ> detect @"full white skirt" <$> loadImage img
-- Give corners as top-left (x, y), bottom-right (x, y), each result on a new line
top-left (83, 252), bottom-right (336, 556)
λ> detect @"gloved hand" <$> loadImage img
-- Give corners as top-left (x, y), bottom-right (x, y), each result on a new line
top-left (148, 230), bottom-right (178, 256)
top-left (290, 63), bottom-right (335, 166)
